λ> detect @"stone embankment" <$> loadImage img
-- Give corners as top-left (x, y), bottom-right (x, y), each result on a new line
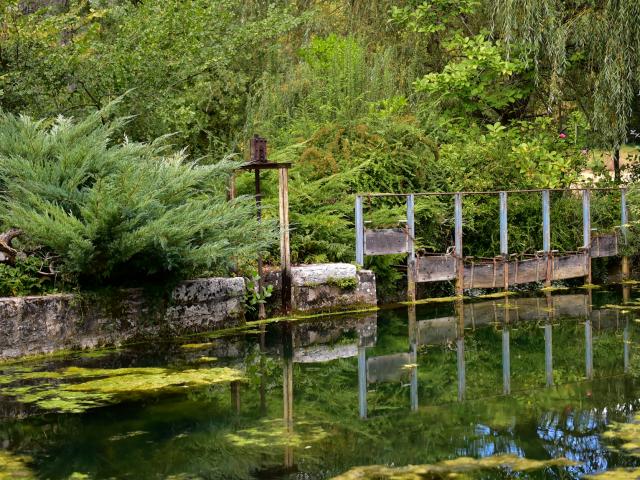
top-left (0, 263), bottom-right (376, 359)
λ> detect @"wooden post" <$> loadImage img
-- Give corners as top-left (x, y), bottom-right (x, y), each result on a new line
top-left (279, 167), bottom-right (292, 314)
top-left (582, 189), bottom-right (592, 284)
top-left (407, 194), bottom-right (416, 303)
top-left (621, 188), bottom-right (630, 281)
top-left (542, 190), bottom-right (551, 287)
top-left (255, 170), bottom-right (266, 320)
top-left (499, 191), bottom-right (509, 291)
top-left (454, 193), bottom-right (464, 296)
top-left (355, 195), bottom-right (365, 266)
top-left (230, 381), bottom-right (241, 414)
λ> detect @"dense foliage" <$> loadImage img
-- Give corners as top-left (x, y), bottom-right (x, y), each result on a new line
top-left (0, 0), bottom-right (638, 293)
top-left (0, 107), bottom-right (274, 288)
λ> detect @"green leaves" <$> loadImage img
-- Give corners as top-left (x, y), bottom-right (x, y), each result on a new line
top-left (0, 107), bottom-right (276, 287)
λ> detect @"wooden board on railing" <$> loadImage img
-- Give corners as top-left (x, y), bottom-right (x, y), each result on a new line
top-left (415, 255), bottom-right (456, 282)
top-left (364, 228), bottom-right (409, 255)
top-left (553, 254), bottom-right (588, 280)
top-left (592, 234), bottom-right (618, 258)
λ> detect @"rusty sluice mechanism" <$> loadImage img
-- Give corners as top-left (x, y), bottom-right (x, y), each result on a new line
top-left (355, 187), bottom-right (631, 301)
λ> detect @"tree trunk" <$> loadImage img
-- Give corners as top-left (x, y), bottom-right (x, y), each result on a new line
top-left (0, 228), bottom-right (23, 264)
top-left (613, 147), bottom-right (621, 183)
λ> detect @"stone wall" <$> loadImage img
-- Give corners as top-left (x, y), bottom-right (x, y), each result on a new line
top-left (0, 277), bottom-right (245, 359)
top-left (266, 263), bottom-right (377, 314)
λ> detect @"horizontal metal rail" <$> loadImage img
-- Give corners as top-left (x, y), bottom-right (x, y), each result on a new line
top-left (358, 186), bottom-right (625, 198)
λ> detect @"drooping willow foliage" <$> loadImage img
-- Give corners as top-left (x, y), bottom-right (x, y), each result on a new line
top-left (493, 0), bottom-right (640, 149)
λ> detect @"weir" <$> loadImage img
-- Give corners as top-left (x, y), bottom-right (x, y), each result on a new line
top-left (355, 187), bottom-right (630, 301)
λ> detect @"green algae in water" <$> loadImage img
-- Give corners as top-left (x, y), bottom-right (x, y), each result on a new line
top-left (331, 455), bottom-right (577, 479)
top-left (586, 468), bottom-right (640, 479)
top-left (224, 419), bottom-right (328, 449)
top-left (0, 450), bottom-right (35, 479)
top-left (0, 366), bottom-right (245, 413)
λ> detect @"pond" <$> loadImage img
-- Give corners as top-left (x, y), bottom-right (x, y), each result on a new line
top-left (1, 288), bottom-right (640, 479)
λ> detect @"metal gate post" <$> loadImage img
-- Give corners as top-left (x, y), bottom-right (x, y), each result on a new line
top-left (621, 188), bottom-right (630, 281)
top-left (407, 194), bottom-right (416, 302)
top-left (355, 195), bottom-right (364, 266)
top-left (582, 189), bottom-right (592, 284)
top-left (454, 193), bottom-right (464, 296)
top-left (499, 191), bottom-right (509, 291)
top-left (542, 190), bottom-right (551, 287)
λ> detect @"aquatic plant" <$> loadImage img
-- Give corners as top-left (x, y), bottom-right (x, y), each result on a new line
top-left (331, 454), bottom-right (577, 479)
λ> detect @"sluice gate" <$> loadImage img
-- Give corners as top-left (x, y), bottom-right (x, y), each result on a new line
top-left (355, 187), bottom-right (630, 299)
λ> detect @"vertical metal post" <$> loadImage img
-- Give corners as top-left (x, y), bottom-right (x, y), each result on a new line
top-left (454, 193), bottom-right (464, 296)
top-left (358, 346), bottom-right (367, 419)
top-left (582, 189), bottom-right (592, 284)
top-left (500, 191), bottom-right (509, 291)
top-left (542, 190), bottom-right (552, 287)
top-left (502, 326), bottom-right (511, 395)
top-left (544, 322), bottom-right (553, 387)
top-left (621, 188), bottom-right (630, 281)
top-left (279, 167), bottom-right (292, 314)
top-left (585, 318), bottom-right (593, 380)
top-left (355, 195), bottom-right (365, 266)
top-left (407, 194), bottom-right (416, 303)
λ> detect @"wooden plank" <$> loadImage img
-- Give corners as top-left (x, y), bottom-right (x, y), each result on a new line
top-left (464, 261), bottom-right (504, 289)
top-left (592, 234), bottom-right (618, 258)
top-left (415, 255), bottom-right (456, 282)
top-left (552, 254), bottom-right (588, 280)
top-left (509, 257), bottom-right (545, 285)
top-left (367, 353), bottom-right (412, 383)
top-left (364, 228), bottom-right (408, 255)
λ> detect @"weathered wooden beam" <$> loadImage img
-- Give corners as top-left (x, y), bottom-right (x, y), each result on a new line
top-left (278, 167), bottom-right (292, 314)
top-left (364, 228), bottom-right (409, 255)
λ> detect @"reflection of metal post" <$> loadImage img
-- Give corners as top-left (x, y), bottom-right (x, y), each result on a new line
top-left (621, 188), bottom-right (630, 281)
top-left (259, 324), bottom-right (267, 415)
top-left (407, 194), bottom-right (416, 303)
top-left (585, 318), bottom-right (593, 380)
top-left (358, 346), bottom-right (367, 419)
top-left (455, 193), bottom-right (464, 296)
top-left (623, 285), bottom-right (631, 304)
top-left (231, 381), bottom-right (241, 414)
top-left (408, 304), bottom-right (418, 411)
top-left (500, 191), bottom-right (509, 291)
top-left (355, 196), bottom-right (364, 266)
top-left (502, 303), bottom-right (511, 395)
top-left (282, 323), bottom-right (294, 468)
top-left (455, 300), bottom-right (465, 401)
top-left (542, 190), bottom-right (552, 287)
top-left (583, 189), bottom-right (592, 284)
top-left (624, 319), bottom-right (630, 373)
top-left (544, 322), bottom-right (553, 387)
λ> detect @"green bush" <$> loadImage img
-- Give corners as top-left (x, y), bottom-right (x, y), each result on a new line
top-left (0, 106), bottom-right (276, 288)
top-left (0, 257), bottom-right (55, 297)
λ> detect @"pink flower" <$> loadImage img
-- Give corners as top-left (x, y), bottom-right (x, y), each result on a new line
top-left (559, 133), bottom-right (567, 139)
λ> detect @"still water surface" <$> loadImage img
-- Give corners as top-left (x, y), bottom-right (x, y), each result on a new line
top-left (1, 288), bottom-right (640, 479)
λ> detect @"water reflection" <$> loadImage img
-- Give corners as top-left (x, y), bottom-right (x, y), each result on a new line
top-left (0, 290), bottom-right (637, 480)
